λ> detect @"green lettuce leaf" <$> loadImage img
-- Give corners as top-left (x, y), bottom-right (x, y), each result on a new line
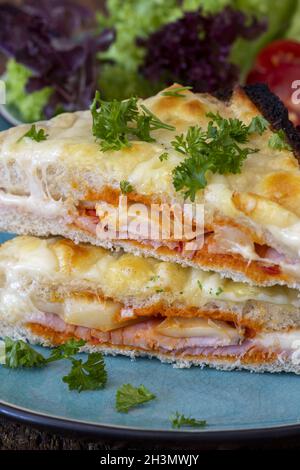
top-left (285, 0), bottom-right (300, 40)
top-left (231, 0), bottom-right (298, 80)
top-left (5, 59), bottom-right (52, 122)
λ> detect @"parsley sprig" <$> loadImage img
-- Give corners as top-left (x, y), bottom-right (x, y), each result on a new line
top-left (21, 124), bottom-right (48, 142)
top-left (159, 152), bottom-right (169, 162)
top-left (268, 129), bottom-right (291, 151)
top-left (63, 353), bottom-right (107, 392)
top-left (2, 338), bottom-right (107, 392)
top-left (172, 113), bottom-right (267, 201)
top-left (120, 180), bottom-right (134, 194)
top-left (170, 412), bottom-right (207, 429)
top-left (116, 384), bottom-right (156, 413)
top-left (91, 91), bottom-right (175, 152)
top-left (46, 338), bottom-right (85, 362)
top-left (162, 86), bottom-right (192, 98)
top-left (4, 337), bottom-right (47, 368)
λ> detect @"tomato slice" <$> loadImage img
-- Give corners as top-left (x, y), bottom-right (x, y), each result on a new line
top-left (254, 40), bottom-right (300, 71)
top-left (247, 40), bottom-right (300, 125)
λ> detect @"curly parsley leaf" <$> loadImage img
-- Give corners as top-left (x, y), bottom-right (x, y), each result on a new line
top-left (173, 152), bottom-right (213, 201)
top-left (91, 92), bottom-right (139, 151)
top-left (21, 124), bottom-right (48, 142)
top-left (4, 337), bottom-right (47, 368)
top-left (170, 412), bottom-right (207, 429)
top-left (172, 126), bottom-right (207, 156)
top-left (172, 113), bottom-right (263, 201)
top-left (247, 116), bottom-right (269, 135)
top-left (159, 152), bottom-right (169, 162)
top-left (206, 112), bottom-right (251, 144)
top-left (91, 91), bottom-right (175, 151)
top-left (268, 130), bottom-right (291, 151)
top-left (47, 339), bottom-right (86, 363)
top-left (138, 104), bottom-right (175, 136)
top-left (116, 384), bottom-right (156, 413)
top-left (120, 180), bottom-right (134, 194)
top-left (162, 86), bottom-right (192, 98)
top-left (63, 352), bottom-right (107, 392)
top-left (2, 338), bottom-right (107, 393)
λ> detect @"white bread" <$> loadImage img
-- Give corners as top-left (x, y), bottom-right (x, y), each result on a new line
top-left (1, 85), bottom-right (300, 287)
top-left (1, 236), bottom-right (300, 333)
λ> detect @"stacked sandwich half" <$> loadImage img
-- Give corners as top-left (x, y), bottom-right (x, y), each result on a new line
top-left (1, 83), bottom-right (300, 373)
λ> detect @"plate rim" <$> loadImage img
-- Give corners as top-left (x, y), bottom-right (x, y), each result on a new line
top-left (2, 399), bottom-right (300, 443)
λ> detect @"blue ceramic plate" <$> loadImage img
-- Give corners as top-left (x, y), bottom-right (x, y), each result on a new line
top-left (1, 118), bottom-right (300, 443)
top-left (1, 327), bottom-right (300, 443)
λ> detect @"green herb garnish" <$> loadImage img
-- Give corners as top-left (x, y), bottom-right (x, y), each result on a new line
top-left (150, 275), bottom-right (160, 282)
top-left (139, 104), bottom-right (175, 132)
top-left (172, 113), bottom-right (263, 201)
top-left (4, 337), bottom-right (47, 368)
top-left (91, 91), bottom-right (175, 151)
top-left (268, 130), bottom-right (291, 151)
top-left (215, 287), bottom-right (224, 296)
top-left (63, 352), bottom-right (107, 393)
top-left (247, 115), bottom-right (269, 135)
top-left (116, 384), bottom-right (156, 413)
top-left (22, 124), bottom-right (48, 142)
top-left (159, 152), bottom-right (169, 162)
top-left (2, 337), bottom-right (107, 393)
top-left (120, 180), bottom-right (134, 194)
top-left (162, 86), bottom-right (192, 98)
top-left (197, 280), bottom-right (203, 290)
top-left (47, 339), bottom-right (85, 363)
top-left (170, 411), bottom-right (207, 429)
top-left (91, 92), bottom-right (138, 151)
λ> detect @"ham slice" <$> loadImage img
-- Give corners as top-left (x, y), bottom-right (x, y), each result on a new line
top-left (74, 207), bottom-right (198, 258)
top-left (74, 216), bottom-right (98, 235)
top-left (27, 312), bottom-right (254, 357)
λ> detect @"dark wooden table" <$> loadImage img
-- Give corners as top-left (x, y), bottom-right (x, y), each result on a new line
top-left (0, 417), bottom-right (133, 450)
top-left (2, 416), bottom-right (300, 450)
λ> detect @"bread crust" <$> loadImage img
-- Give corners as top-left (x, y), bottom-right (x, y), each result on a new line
top-left (244, 83), bottom-right (300, 159)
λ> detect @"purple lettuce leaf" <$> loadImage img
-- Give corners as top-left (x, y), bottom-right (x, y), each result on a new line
top-left (139, 7), bottom-right (267, 95)
top-left (0, 1), bottom-right (115, 118)
top-left (22, 0), bottom-right (93, 37)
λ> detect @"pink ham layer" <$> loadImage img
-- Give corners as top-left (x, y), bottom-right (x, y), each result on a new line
top-left (74, 213), bottom-right (296, 265)
top-left (26, 311), bottom-right (256, 358)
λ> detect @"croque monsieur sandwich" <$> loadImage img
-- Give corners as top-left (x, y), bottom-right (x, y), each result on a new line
top-left (2, 236), bottom-right (300, 373)
top-left (1, 85), bottom-right (300, 288)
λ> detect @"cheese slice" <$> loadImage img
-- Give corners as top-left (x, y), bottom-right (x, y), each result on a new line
top-left (156, 317), bottom-right (240, 342)
top-left (1, 236), bottom-right (300, 310)
top-left (35, 296), bottom-right (139, 332)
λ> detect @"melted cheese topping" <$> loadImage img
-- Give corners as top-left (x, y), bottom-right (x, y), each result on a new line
top-left (0, 190), bottom-right (68, 217)
top-left (0, 236), bottom-right (299, 310)
top-left (1, 85), bottom-right (300, 259)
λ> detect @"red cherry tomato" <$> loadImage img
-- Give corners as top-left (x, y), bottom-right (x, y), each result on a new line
top-left (247, 40), bottom-right (300, 125)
